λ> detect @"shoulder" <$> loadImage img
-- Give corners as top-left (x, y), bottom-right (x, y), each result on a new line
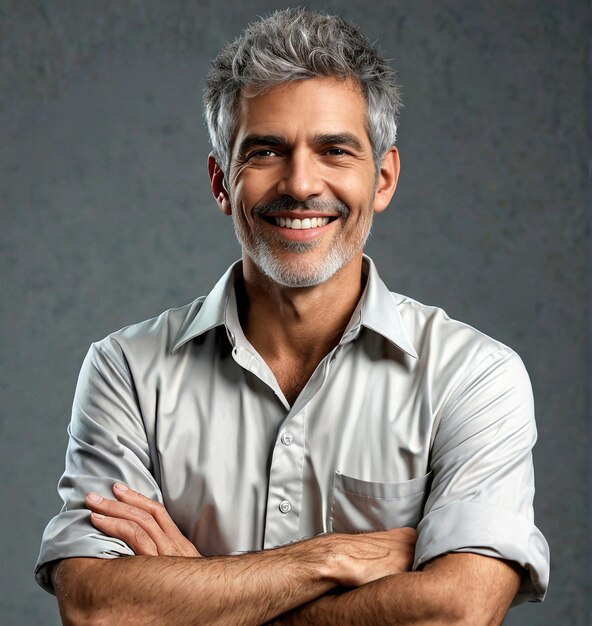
top-left (90, 296), bottom-right (207, 366)
top-left (391, 292), bottom-right (532, 409)
top-left (393, 291), bottom-right (520, 367)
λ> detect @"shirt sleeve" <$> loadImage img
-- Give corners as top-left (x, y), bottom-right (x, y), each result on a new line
top-left (413, 348), bottom-right (550, 604)
top-left (34, 338), bottom-right (162, 594)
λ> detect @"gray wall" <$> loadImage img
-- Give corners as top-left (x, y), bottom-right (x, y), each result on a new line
top-left (1, 1), bottom-right (589, 624)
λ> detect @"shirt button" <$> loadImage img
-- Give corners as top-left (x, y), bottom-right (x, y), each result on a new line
top-left (279, 500), bottom-right (292, 514)
top-left (281, 432), bottom-right (294, 446)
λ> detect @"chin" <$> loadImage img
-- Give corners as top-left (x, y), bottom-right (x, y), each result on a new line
top-left (252, 246), bottom-right (356, 288)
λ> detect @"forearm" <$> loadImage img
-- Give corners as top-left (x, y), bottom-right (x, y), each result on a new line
top-left (270, 572), bottom-right (456, 626)
top-left (271, 554), bottom-right (521, 626)
top-left (53, 538), bottom-right (338, 626)
top-left (57, 485), bottom-right (416, 624)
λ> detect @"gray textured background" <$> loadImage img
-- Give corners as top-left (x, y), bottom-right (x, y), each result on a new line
top-left (1, 1), bottom-right (589, 624)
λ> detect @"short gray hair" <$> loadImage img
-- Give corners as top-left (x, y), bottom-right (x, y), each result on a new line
top-left (203, 8), bottom-right (401, 173)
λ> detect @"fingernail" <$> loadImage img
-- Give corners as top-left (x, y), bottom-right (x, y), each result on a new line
top-left (114, 483), bottom-right (128, 493)
top-left (92, 512), bottom-right (105, 519)
top-left (87, 493), bottom-right (103, 504)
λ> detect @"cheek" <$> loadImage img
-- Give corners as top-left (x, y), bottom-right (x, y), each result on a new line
top-left (233, 175), bottom-right (273, 217)
top-left (238, 167), bottom-right (278, 193)
top-left (331, 169), bottom-right (375, 203)
top-left (229, 181), bottom-right (251, 220)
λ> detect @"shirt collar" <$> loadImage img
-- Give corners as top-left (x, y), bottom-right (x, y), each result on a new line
top-left (173, 256), bottom-right (418, 359)
top-left (172, 260), bottom-right (241, 351)
top-left (356, 255), bottom-right (418, 358)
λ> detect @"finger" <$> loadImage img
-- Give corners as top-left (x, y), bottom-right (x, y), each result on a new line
top-left (111, 484), bottom-right (201, 557)
top-left (111, 484), bottom-right (183, 535)
top-left (383, 526), bottom-right (417, 541)
top-left (86, 492), bottom-right (175, 556)
top-left (89, 510), bottom-right (158, 556)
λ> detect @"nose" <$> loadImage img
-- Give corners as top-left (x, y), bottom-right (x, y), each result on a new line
top-left (276, 150), bottom-right (324, 201)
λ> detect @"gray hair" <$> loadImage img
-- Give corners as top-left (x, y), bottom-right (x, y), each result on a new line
top-left (203, 8), bottom-right (402, 173)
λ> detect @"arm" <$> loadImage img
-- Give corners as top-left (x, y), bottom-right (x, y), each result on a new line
top-left (52, 484), bottom-right (417, 626)
top-left (76, 488), bottom-right (519, 626)
top-left (268, 350), bottom-right (544, 624)
top-left (270, 553), bottom-right (522, 625)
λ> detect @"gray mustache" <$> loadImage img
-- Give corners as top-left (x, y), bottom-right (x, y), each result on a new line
top-left (252, 197), bottom-right (349, 217)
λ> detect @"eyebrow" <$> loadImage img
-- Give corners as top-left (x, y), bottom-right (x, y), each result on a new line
top-left (236, 135), bottom-right (288, 156)
top-left (236, 132), bottom-right (366, 156)
top-left (312, 133), bottom-right (365, 152)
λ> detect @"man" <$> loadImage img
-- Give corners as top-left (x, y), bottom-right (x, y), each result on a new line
top-left (36, 9), bottom-right (549, 625)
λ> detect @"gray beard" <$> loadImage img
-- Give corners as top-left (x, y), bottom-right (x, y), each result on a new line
top-left (233, 198), bottom-right (373, 288)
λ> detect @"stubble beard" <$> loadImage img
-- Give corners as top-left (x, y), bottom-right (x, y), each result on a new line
top-left (232, 197), bottom-right (374, 288)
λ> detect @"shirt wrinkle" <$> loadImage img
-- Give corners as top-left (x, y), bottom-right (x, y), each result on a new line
top-left (439, 348), bottom-right (522, 428)
top-left (35, 255), bottom-right (549, 604)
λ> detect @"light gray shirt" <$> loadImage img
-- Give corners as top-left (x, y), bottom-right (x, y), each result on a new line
top-left (36, 256), bottom-right (549, 603)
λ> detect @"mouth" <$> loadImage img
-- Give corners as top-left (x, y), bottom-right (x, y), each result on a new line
top-left (263, 216), bottom-right (338, 230)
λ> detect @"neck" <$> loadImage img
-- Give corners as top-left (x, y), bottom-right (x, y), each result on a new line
top-left (237, 254), bottom-right (365, 364)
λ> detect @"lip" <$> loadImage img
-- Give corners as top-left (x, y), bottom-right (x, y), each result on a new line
top-left (263, 212), bottom-right (340, 219)
top-left (262, 215), bottom-right (337, 241)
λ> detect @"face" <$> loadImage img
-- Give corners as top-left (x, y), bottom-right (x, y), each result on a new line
top-left (211, 77), bottom-right (398, 288)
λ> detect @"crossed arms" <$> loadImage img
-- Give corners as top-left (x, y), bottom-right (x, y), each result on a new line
top-left (44, 334), bottom-right (548, 624)
top-left (51, 484), bottom-right (521, 626)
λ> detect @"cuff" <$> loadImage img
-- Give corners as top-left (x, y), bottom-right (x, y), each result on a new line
top-left (413, 500), bottom-right (550, 604)
top-left (34, 510), bottom-right (134, 594)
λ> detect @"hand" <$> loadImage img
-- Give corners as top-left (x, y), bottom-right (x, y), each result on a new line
top-left (325, 527), bottom-right (417, 588)
top-left (85, 483), bottom-right (201, 558)
top-left (264, 528), bottom-right (417, 625)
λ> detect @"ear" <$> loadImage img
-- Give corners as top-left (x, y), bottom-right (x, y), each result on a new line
top-left (208, 153), bottom-right (232, 216)
top-left (372, 147), bottom-right (400, 214)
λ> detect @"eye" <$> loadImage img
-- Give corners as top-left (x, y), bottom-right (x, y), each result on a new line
top-left (325, 148), bottom-right (350, 157)
top-left (248, 149), bottom-right (279, 159)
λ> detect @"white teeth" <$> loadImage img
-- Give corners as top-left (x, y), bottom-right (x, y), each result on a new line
top-left (273, 216), bottom-right (330, 229)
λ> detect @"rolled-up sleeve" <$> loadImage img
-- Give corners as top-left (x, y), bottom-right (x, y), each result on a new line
top-left (413, 349), bottom-right (550, 604)
top-left (35, 338), bottom-right (162, 593)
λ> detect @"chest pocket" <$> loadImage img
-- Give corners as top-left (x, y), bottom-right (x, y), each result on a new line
top-left (330, 471), bottom-right (432, 532)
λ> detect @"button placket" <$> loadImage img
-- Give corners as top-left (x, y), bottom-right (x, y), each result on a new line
top-left (264, 410), bottom-right (306, 549)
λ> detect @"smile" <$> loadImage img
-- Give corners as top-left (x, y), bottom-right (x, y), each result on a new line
top-left (272, 216), bottom-right (331, 230)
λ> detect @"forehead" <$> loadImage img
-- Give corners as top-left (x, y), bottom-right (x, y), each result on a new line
top-left (233, 77), bottom-right (370, 146)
